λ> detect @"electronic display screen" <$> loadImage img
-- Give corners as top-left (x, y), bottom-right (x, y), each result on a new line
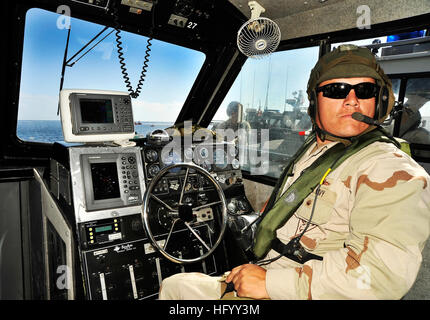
top-left (90, 162), bottom-right (121, 200)
top-left (95, 225), bottom-right (113, 233)
top-left (80, 99), bottom-right (114, 124)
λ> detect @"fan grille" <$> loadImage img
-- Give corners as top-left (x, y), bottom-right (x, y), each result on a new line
top-left (237, 17), bottom-right (281, 59)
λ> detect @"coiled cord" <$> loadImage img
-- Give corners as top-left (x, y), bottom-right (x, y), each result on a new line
top-left (113, 5), bottom-right (153, 99)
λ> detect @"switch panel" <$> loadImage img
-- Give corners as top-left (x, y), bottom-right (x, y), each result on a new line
top-left (121, 0), bottom-right (154, 12)
top-left (168, 14), bottom-right (188, 28)
top-left (72, 0), bottom-right (111, 9)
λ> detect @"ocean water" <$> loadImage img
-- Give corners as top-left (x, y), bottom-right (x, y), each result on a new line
top-left (17, 120), bottom-right (173, 143)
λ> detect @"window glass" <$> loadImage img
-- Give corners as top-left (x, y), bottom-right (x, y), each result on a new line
top-left (381, 78), bottom-right (401, 135)
top-left (17, 8), bottom-right (205, 143)
top-left (399, 78), bottom-right (430, 147)
top-left (391, 78), bottom-right (401, 100)
top-left (210, 47), bottom-right (319, 178)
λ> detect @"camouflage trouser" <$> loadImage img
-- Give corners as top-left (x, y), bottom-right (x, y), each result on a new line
top-left (159, 272), bottom-right (256, 300)
top-left (159, 272), bottom-right (227, 300)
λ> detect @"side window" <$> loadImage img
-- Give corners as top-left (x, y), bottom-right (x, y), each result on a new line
top-left (211, 47), bottom-right (319, 179)
top-left (399, 78), bottom-right (430, 147)
top-left (382, 78), bottom-right (401, 135)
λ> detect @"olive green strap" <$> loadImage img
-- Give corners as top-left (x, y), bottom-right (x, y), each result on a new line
top-left (395, 138), bottom-right (411, 156)
top-left (274, 133), bottom-right (317, 202)
top-left (253, 129), bottom-right (397, 259)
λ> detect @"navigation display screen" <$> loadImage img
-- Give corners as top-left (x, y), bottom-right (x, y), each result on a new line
top-left (80, 99), bottom-right (114, 123)
top-left (90, 162), bottom-right (120, 200)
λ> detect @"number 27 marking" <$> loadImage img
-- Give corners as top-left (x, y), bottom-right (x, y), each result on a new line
top-left (187, 22), bottom-right (197, 29)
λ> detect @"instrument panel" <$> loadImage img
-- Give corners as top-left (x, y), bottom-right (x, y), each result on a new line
top-left (143, 142), bottom-right (241, 179)
top-left (141, 138), bottom-right (252, 217)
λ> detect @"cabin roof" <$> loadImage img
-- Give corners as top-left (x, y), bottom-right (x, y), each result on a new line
top-left (230, 0), bottom-right (430, 41)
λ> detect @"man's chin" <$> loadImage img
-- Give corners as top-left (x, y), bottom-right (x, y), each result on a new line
top-left (332, 127), bottom-right (369, 137)
top-left (321, 122), bottom-right (370, 138)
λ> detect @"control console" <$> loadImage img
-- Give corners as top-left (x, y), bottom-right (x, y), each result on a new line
top-left (50, 128), bottom-right (254, 300)
top-left (82, 222), bottom-right (217, 300)
top-left (52, 143), bottom-right (226, 300)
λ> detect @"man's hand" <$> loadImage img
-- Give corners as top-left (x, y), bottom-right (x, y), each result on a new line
top-left (225, 264), bottom-right (270, 299)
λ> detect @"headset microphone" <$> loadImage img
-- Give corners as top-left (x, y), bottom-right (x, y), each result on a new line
top-left (352, 112), bottom-right (380, 126)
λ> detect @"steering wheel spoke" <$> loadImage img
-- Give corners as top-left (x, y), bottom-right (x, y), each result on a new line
top-left (163, 218), bottom-right (180, 251)
top-left (192, 200), bottom-right (222, 211)
top-left (184, 221), bottom-right (211, 251)
top-left (150, 193), bottom-right (178, 212)
top-left (178, 167), bottom-right (190, 205)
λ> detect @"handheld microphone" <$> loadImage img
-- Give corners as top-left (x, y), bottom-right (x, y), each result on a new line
top-left (352, 112), bottom-right (380, 126)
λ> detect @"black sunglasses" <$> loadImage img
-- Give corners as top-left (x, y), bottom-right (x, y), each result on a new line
top-left (316, 82), bottom-right (379, 99)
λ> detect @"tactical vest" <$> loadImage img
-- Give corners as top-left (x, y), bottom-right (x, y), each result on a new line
top-left (253, 128), bottom-right (402, 259)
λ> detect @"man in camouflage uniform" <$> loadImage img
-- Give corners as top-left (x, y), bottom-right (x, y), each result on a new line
top-left (159, 45), bottom-right (430, 300)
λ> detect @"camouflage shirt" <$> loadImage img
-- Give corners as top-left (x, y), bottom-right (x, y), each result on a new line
top-left (263, 140), bottom-right (430, 299)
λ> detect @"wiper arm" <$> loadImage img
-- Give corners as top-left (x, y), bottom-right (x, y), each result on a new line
top-left (57, 25), bottom-right (113, 115)
top-left (67, 28), bottom-right (115, 67)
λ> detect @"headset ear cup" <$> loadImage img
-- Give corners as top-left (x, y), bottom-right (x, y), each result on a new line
top-left (308, 90), bottom-right (317, 119)
top-left (378, 86), bottom-right (389, 120)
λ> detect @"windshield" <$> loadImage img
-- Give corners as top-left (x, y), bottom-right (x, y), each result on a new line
top-left (17, 8), bottom-right (206, 143)
top-left (210, 47), bottom-right (319, 178)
